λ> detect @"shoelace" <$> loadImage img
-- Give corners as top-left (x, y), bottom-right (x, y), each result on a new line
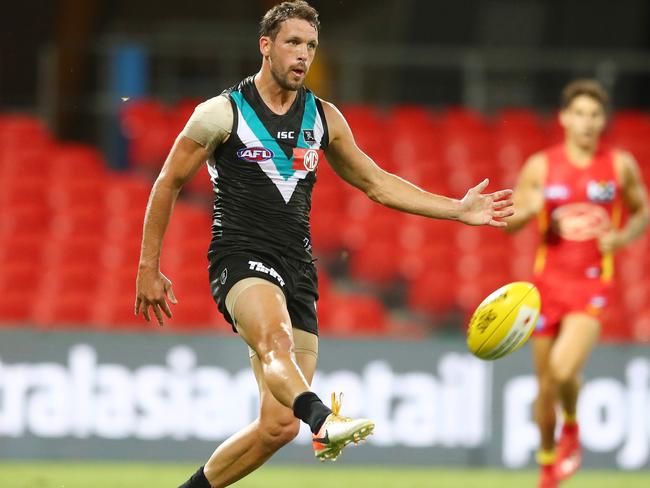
top-left (329, 392), bottom-right (352, 422)
top-left (331, 392), bottom-right (342, 415)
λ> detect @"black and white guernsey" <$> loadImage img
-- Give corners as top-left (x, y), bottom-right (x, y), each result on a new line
top-left (207, 76), bottom-right (329, 263)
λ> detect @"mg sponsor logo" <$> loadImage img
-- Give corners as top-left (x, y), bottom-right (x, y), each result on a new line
top-left (303, 149), bottom-right (319, 171)
top-left (237, 147), bottom-right (274, 162)
top-left (292, 148), bottom-right (322, 172)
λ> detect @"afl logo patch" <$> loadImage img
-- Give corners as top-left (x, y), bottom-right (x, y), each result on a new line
top-left (303, 149), bottom-right (319, 171)
top-left (237, 147), bottom-right (274, 162)
top-left (220, 268), bottom-right (228, 285)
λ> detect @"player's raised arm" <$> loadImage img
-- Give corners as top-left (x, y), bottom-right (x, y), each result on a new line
top-left (320, 100), bottom-right (513, 227)
top-left (504, 152), bottom-right (547, 232)
top-left (599, 150), bottom-right (650, 253)
top-left (135, 96), bottom-right (232, 326)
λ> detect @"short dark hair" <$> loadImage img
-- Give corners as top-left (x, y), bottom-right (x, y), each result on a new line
top-left (259, 1), bottom-right (320, 39)
top-left (561, 79), bottom-right (610, 111)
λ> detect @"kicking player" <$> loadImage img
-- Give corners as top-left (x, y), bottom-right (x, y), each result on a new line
top-left (135, 2), bottom-right (514, 487)
top-left (506, 79), bottom-right (649, 488)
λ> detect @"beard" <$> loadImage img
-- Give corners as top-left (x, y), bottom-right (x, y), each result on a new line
top-left (269, 55), bottom-right (304, 91)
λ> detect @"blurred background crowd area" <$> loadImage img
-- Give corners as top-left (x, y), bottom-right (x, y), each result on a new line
top-left (1, 0), bottom-right (650, 341)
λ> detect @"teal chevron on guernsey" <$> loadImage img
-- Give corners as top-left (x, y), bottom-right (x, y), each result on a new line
top-left (230, 91), bottom-right (319, 181)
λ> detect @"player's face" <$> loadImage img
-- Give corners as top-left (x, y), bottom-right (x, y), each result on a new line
top-left (560, 95), bottom-right (607, 149)
top-left (265, 19), bottom-right (318, 91)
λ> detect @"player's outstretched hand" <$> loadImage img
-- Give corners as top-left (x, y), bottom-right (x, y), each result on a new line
top-left (135, 267), bottom-right (178, 326)
top-left (459, 178), bottom-right (514, 228)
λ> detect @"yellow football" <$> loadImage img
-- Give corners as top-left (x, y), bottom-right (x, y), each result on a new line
top-left (467, 281), bottom-right (541, 360)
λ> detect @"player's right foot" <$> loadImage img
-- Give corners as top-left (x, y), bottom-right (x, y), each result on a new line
top-left (537, 464), bottom-right (558, 488)
top-left (312, 393), bottom-right (375, 462)
top-left (555, 423), bottom-right (581, 481)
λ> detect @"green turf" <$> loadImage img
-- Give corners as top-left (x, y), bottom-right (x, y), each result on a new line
top-left (0, 463), bottom-right (647, 488)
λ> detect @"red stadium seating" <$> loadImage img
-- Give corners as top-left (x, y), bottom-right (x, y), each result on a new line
top-left (318, 292), bottom-right (388, 336)
top-left (120, 99), bottom-right (175, 171)
top-left (1, 109), bottom-right (648, 342)
top-left (0, 292), bottom-right (34, 323)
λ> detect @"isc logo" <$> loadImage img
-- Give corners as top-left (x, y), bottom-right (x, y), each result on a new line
top-left (237, 147), bottom-right (274, 162)
top-left (277, 131), bottom-right (295, 140)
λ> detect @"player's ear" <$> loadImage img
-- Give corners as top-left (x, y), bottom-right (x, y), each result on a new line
top-left (259, 36), bottom-right (271, 57)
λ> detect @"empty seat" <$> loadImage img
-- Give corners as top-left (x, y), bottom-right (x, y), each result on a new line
top-left (0, 291), bottom-right (33, 324)
top-left (319, 292), bottom-right (388, 336)
top-left (0, 203), bottom-right (48, 238)
top-left (407, 270), bottom-right (458, 317)
top-left (349, 239), bottom-right (401, 285)
top-left (49, 144), bottom-right (107, 180)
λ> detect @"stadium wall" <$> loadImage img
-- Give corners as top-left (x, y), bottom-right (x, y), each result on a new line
top-left (0, 329), bottom-right (648, 470)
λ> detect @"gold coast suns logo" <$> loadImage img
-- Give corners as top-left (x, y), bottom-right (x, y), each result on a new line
top-left (551, 202), bottom-right (611, 241)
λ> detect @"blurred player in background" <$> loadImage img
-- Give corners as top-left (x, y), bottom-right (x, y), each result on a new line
top-left (135, 1), bottom-right (514, 487)
top-left (506, 79), bottom-right (650, 488)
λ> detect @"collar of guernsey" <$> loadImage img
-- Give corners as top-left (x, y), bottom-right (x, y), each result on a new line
top-left (229, 90), bottom-right (324, 204)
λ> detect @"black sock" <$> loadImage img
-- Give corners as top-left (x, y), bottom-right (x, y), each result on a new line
top-left (292, 391), bottom-right (332, 434)
top-left (178, 466), bottom-right (211, 488)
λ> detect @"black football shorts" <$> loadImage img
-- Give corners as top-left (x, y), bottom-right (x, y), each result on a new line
top-left (209, 251), bottom-right (319, 335)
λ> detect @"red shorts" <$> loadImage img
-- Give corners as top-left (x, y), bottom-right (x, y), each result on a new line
top-left (532, 274), bottom-right (613, 337)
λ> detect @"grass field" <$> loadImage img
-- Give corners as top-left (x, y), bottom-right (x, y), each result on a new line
top-left (0, 464), bottom-right (648, 488)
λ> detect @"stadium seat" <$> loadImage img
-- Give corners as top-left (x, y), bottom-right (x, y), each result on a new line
top-left (389, 105), bottom-right (438, 129)
top-left (407, 269), bottom-right (458, 317)
top-left (44, 237), bottom-right (104, 269)
top-left (0, 114), bottom-right (50, 150)
top-left (0, 176), bottom-right (48, 208)
top-left (349, 239), bottom-right (401, 285)
top-left (48, 178), bottom-right (108, 212)
top-left (0, 292), bottom-right (34, 324)
top-left (120, 99), bottom-right (175, 170)
top-left (48, 207), bottom-right (106, 239)
top-left (443, 106), bottom-right (489, 133)
top-left (0, 235), bottom-right (44, 266)
top-left (49, 144), bottom-right (107, 180)
top-left (0, 143), bottom-right (54, 183)
top-left (316, 265), bottom-right (332, 299)
top-left (34, 293), bottom-right (96, 328)
top-left (183, 163), bottom-right (214, 199)
top-left (0, 262), bottom-right (38, 295)
top-left (0, 203), bottom-right (49, 238)
top-left (319, 292), bottom-right (388, 336)
top-left (632, 308), bottom-right (650, 343)
top-left (105, 176), bottom-right (152, 212)
top-left (93, 291), bottom-right (152, 332)
top-left (310, 210), bottom-right (344, 255)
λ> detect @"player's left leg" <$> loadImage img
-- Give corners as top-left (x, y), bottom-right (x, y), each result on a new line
top-left (532, 336), bottom-right (559, 488)
top-left (549, 312), bottom-right (601, 480)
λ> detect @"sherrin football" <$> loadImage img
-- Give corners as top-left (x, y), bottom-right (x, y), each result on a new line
top-left (467, 281), bottom-right (541, 360)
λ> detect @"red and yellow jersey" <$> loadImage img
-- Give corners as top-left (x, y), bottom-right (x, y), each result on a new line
top-left (534, 143), bottom-right (624, 282)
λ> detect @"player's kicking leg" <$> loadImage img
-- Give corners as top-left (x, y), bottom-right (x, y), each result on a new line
top-left (550, 313), bottom-right (600, 482)
top-left (178, 281), bottom-right (373, 487)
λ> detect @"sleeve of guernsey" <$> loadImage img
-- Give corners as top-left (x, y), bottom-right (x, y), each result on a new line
top-left (180, 95), bottom-right (233, 153)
